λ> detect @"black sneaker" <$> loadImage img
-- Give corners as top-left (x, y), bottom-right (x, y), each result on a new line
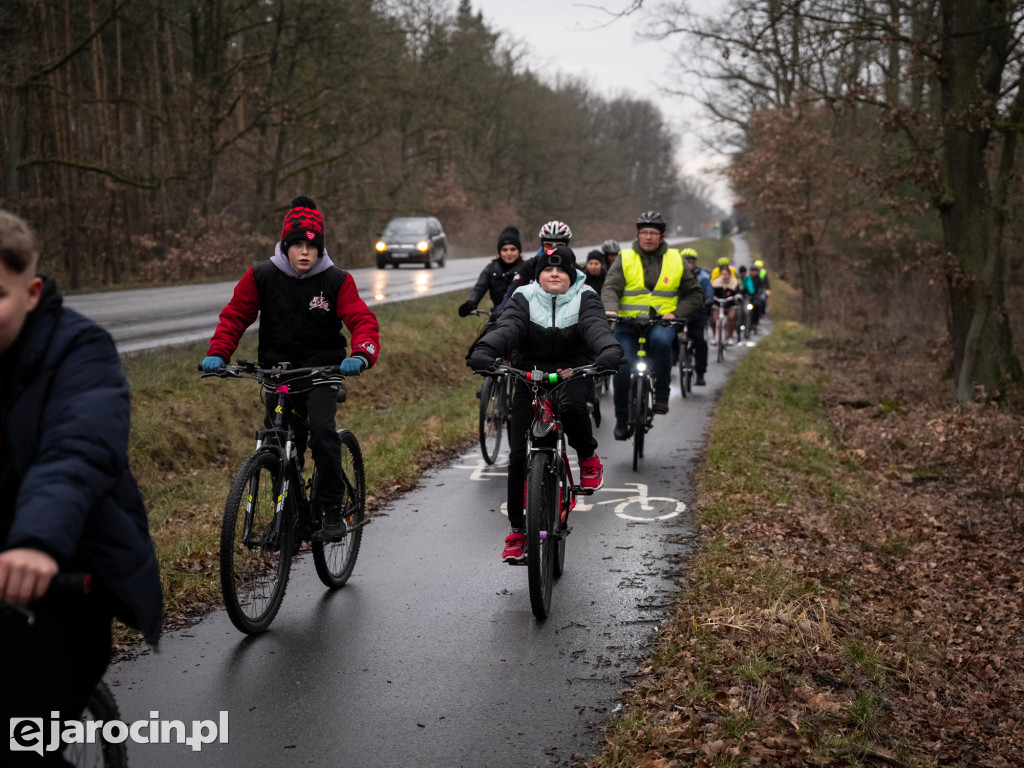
top-left (654, 396), bottom-right (669, 415)
top-left (321, 502), bottom-right (348, 542)
top-left (613, 420), bottom-right (629, 440)
top-left (696, 374), bottom-right (706, 386)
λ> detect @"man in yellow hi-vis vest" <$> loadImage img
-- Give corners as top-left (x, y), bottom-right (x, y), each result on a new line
top-left (601, 211), bottom-right (705, 440)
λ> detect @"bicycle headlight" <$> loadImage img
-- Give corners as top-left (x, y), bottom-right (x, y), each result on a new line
top-left (636, 361), bottom-right (647, 372)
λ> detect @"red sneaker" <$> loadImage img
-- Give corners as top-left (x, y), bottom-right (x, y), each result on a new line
top-left (579, 454), bottom-right (604, 491)
top-left (502, 531), bottom-right (527, 562)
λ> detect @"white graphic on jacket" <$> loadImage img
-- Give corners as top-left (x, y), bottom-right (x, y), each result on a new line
top-left (309, 292), bottom-right (331, 311)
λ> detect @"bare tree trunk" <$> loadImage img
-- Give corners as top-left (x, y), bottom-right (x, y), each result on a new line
top-left (939, 0), bottom-right (1020, 401)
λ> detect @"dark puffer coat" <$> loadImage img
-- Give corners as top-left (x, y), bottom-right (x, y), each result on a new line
top-left (0, 278), bottom-right (162, 646)
top-left (465, 258), bottom-right (522, 309)
top-left (471, 273), bottom-right (621, 371)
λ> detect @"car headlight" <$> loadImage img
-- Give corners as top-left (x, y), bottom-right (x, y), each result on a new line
top-left (416, 240), bottom-right (430, 252)
top-left (375, 241), bottom-right (387, 252)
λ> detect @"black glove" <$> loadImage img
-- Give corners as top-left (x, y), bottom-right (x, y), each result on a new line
top-left (595, 350), bottom-right (622, 372)
top-left (458, 301), bottom-right (475, 317)
top-left (468, 351), bottom-right (497, 371)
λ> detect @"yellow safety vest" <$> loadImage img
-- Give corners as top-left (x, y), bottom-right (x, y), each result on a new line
top-left (617, 249), bottom-right (683, 317)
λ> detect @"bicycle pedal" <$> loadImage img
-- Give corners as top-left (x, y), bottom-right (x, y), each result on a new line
top-left (573, 485), bottom-right (595, 496)
top-left (506, 557), bottom-right (528, 566)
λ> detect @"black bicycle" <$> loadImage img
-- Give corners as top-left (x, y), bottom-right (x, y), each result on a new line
top-left (477, 363), bottom-right (608, 620)
top-left (614, 313), bottom-right (686, 471)
top-left (2, 573), bottom-right (128, 768)
top-left (202, 361), bottom-right (367, 635)
top-left (676, 320), bottom-right (696, 397)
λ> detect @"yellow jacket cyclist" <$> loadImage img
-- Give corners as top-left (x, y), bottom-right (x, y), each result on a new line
top-left (601, 211), bottom-right (704, 436)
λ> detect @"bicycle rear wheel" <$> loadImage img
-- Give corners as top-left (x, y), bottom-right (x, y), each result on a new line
top-left (526, 455), bottom-right (557, 620)
top-left (313, 429), bottom-right (366, 588)
top-left (65, 681), bottom-right (127, 768)
top-left (220, 450), bottom-right (293, 634)
top-left (479, 375), bottom-right (504, 465)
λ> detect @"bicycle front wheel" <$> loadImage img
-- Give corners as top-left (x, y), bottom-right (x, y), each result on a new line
top-left (313, 430), bottom-right (366, 588)
top-left (64, 681), bottom-right (128, 768)
top-left (526, 455), bottom-right (558, 620)
top-left (629, 375), bottom-right (646, 471)
top-left (717, 321), bottom-right (726, 363)
top-left (479, 375), bottom-right (505, 464)
top-left (220, 450), bottom-right (293, 635)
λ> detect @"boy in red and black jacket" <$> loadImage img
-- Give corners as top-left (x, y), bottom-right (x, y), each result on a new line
top-left (203, 195), bottom-right (380, 538)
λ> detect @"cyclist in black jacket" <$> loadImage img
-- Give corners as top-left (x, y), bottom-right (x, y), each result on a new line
top-left (458, 226), bottom-right (524, 317)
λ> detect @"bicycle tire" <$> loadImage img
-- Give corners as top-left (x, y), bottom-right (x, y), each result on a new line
top-left (684, 344), bottom-right (695, 393)
top-left (553, 459), bottom-right (567, 579)
top-left (313, 430), bottom-right (366, 588)
top-left (717, 319), bottom-right (726, 363)
top-left (629, 376), bottom-right (646, 471)
top-left (65, 681), bottom-right (128, 768)
top-left (526, 455), bottom-right (557, 620)
top-left (479, 375), bottom-right (504, 465)
top-left (220, 450), bottom-right (293, 635)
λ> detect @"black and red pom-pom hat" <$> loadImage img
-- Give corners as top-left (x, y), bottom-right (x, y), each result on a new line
top-left (280, 195), bottom-right (325, 255)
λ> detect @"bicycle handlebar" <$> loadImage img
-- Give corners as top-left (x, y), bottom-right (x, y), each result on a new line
top-left (474, 362), bottom-right (613, 384)
top-left (199, 360), bottom-right (348, 386)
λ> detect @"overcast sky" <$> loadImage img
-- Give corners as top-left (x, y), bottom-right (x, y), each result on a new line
top-left (466, 0), bottom-right (733, 211)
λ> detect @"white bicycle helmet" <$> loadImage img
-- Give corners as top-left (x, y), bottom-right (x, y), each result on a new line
top-left (538, 220), bottom-right (572, 243)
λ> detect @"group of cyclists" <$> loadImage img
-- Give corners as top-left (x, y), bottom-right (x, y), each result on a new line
top-left (462, 211), bottom-right (770, 561)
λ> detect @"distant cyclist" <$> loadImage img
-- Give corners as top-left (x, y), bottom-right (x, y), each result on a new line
top-left (753, 258), bottom-right (771, 316)
top-left (601, 239), bottom-right (620, 267)
top-left (682, 249), bottom-right (712, 386)
top-left (710, 256), bottom-right (742, 343)
top-left (458, 225), bottom-right (523, 317)
top-left (601, 211), bottom-right (704, 436)
top-left (584, 250), bottom-right (607, 293)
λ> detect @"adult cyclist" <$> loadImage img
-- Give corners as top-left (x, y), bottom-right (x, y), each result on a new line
top-left (601, 211), bottom-right (704, 438)
top-left (493, 220), bottom-right (576, 314)
top-left (682, 248), bottom-right (712, 386)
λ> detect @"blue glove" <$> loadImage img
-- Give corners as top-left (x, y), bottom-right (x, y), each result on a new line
top-left (202, 356), bottom-right (225, 373)
top-left (339, 357), bottom-right (365, 376)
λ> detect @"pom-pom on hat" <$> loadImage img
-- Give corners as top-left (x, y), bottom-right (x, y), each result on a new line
top-left (497, 225), bottom-right (522, 253)
top-left (535, 245), bottom-right (577, 279)
top-left (280, 195), bottom-right (325, 255)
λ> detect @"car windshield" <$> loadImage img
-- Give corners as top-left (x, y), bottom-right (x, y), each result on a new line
top-left (383, 219), bottom-right (428, 237)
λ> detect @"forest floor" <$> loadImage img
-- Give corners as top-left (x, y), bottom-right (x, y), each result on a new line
top-left (588, 317), bottom-right (1024, 767)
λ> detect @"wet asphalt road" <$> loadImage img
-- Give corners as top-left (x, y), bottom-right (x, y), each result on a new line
top-left (99, 236), bottom-right (757, 767)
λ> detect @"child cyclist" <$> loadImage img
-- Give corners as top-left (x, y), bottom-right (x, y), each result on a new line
top-left (202, 195), bottom-right (380, 540)
top-left (467, 246), bottom-right (622, 562)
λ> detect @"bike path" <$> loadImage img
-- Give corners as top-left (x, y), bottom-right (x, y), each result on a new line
top-left (107, 273), bottom-right (763, 768)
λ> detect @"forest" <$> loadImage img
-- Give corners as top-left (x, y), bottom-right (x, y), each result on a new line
top-left (0, 0), bottom-right (721, 290)
top-left (643, 0), bottom-right (1024, 400)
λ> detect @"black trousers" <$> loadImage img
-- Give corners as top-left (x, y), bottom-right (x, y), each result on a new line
top-left (687, 310), bottom-right (709, 375)
top-left (506, 378), bottom-right (596, 530)
top-left (1, 592), bottom-right (113, 767)
top-left (265, 385), bottom-right (344, 505)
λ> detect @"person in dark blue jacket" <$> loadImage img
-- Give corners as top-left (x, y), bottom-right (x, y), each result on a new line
top-left (0, 209), bottom-right (162, 760)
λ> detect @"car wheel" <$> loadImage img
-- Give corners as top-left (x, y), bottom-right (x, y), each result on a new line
top-left (424, 253), bottom-right (433, 269)
top-left (376, 258), bottom-right (387, 269)
top-left (438, 248), bottom-right (446, 268)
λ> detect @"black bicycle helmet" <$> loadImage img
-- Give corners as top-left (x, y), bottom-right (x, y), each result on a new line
top-left (601, 239), bottom-right (620, 254)
top-left (635, 211), bottom-right (666, 232)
